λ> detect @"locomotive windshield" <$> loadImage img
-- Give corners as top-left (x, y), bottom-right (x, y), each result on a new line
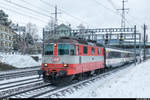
top-left (44, 43), bottom-right (75, 56)
top-left (58, 44), bottom-right (75, 55)
top-left (44, 44), bottom-right (54, 55)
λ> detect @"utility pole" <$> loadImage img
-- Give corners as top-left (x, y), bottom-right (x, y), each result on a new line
top-left (54, 5), bottom-right (58, 26)
top-left (118, 0), bottom-right (129, 29)
top-left (117, 0), bottom-right (129, 47)
top-left (143, 24), bottom-right (147, 61)
top-left (51, 5), bottom-right (61, 29)
top-left (51, 5), bottom-right (61, 37)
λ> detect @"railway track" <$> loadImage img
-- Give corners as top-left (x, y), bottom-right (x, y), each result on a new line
top-left (35, 64), bottom-right (133, 98)
top-left (35, 67), bottom-right (125, 98)
top-left (1, 63), bottom-right (133, 98)
top-left (39, 64), bottom-right (132, 98)
top-left (0, 66), bottom-right (40, 80)
top-left (11, 85), bottom-right (56, 98)
top-left (0, 66), bottom-right (40, 75)
top-left (0, 75), bottom-right (47, 98)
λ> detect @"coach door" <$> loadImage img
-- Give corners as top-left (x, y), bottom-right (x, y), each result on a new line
top-left (77, 45), bottom-right (81, 64)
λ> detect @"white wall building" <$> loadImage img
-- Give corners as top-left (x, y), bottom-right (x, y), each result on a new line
top-left (0, 25), bottom-right (15, 52)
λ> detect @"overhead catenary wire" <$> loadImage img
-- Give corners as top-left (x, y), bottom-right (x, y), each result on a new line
top-left (107, 0), bottom-right (119, 12)
top-left (94, 0), bottom-right (118, 15)
top-left (22, 0), bottom-right (73, 25)
top-left (21, 0), bottom-right (51, 16)
top-left (127, 14), bottom-right (143, 26)
top-left (0, 5), bottom-right (48, 25)
top-left (2, 0), bottom-right (138, 29)
top-left (4, 0), bottom-right (54, 19)
top-left (39, 0), bottom-right (93, 27)
top-left (0, 2), bottom-right (52, 37)
top-left (107, 0), bottom-right (142, 27)
top-left (0, 5), bottom-right (46, 39)
top-left (2, 0), bottom-right (68, 25)
top-left (0, 1), bottom-right (49, 24)
top-left (93, 0), bottom-right (132, 27)
top-left (111, 0), bottom-right (143, 25)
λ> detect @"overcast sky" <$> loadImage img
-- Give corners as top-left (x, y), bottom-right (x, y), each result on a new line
top-left (0, 0), bottom-right (149, 40)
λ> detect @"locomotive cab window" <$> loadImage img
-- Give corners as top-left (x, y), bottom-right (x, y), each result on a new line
top-left (44, 44), bottom-right (54, 55)
top-left (58, 44), bottom-right (69, 55)
top-left (70, 45), bottom-right (75, 55)
top-left (58, 44), bottom-right (75, 55)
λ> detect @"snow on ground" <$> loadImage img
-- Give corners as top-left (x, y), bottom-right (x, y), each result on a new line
top-left (0, 53), bottom-right (42, 68)
top-left (63, 60), bottom-right (150, 98)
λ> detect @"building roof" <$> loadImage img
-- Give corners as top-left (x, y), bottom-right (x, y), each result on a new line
top-left (56, 23), bottom-right (71, 30)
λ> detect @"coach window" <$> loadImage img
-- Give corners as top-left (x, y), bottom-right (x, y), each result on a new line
top-left (130, 53), bottom-right (134, 57)
top-left (70, 45), bottom-right (75, 55)
top-left (98, 48), bottom-right (101, 55)
top-left (108, 51), bottom-right (112, 58)
top-left (83, 46), bottom-right (88, 54)
top-left (117, 52), bottom-right (121, 58)
top-left (92, 47), bottom-right (95, 55)
top-left (44, 44), bottom-right (54, 55)
top-left (112, 52), bottom-right (118, 58)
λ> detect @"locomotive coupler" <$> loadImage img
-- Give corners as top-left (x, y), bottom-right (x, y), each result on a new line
top-left (51, 70), bottom-right (67, 79)
top-left (57, 70), bottom-right (67, 77)
top-left (51, 71), bottom-right (57, 79)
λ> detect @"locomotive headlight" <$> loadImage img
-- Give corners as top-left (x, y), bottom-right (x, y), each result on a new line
top-left (54, 43), bottom-right (57, 47)
top-left (63, 64), bottom-right (68, 67)
top-left (44, 64), bottom-right (48, 67)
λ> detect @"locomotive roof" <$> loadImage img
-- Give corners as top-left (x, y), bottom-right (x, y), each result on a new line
top-left (44, 37), bottom-right (133, 53)
top-left (44, 37), bottom-right (104, 47)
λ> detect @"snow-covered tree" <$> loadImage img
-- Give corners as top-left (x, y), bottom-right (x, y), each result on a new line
top-left (0, 10), bottom-right (12, 26)
top-left (25, 33), bottom-right (34, 45)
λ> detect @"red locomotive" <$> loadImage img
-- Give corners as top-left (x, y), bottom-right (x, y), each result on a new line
top-left (39, 37), bottom-right (134, 84)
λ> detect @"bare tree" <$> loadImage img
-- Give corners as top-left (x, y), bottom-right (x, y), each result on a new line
top-left (45, 19), bottom-right (55, 31)
top-left (77, 24), bottom-right (86, 30)
top-left (26, 23), bottom-right (38, 40)
top-left (19, 23), bottom-right (39, 54)
top-left (76, 24), bottom-right (87, 38)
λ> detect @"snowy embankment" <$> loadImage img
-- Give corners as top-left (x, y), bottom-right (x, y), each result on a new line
top-left (64, 60), bottom-right (150, 98)
top-left (0, 53), bottom-right (42, 68)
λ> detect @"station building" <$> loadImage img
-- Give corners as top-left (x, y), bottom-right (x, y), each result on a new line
top-left (43, 23), bottom-right (72, 41)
